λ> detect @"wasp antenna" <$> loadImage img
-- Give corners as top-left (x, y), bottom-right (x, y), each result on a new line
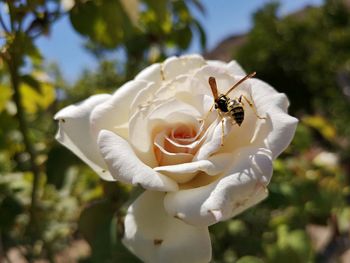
top-left (208, 76), bottom-right (216, 86)
top-left (208, 76), bottom-right (218, 100)
top-left (224, 71), bottom-right (257, 96)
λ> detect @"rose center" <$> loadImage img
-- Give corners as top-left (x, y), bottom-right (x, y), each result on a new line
top-left (153, 123), bottom-right (202, 167)
top-left (172, 124), bottom-right (197, 141)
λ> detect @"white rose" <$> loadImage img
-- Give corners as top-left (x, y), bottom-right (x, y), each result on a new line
top-left (55, 55), bottom-right (298, 263)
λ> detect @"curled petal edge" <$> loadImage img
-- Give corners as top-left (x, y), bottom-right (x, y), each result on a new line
top-left (54, 94), bottom-right (114, 181)
top-left (97, 130), bottom-right (178, 192)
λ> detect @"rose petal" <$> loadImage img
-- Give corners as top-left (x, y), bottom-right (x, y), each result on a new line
top-left (90, 80), bottom-right (150, 140)
top-left (148, 99), bottom-right (202, 121)
top-left (98, 130), bottom-right (178, 192)
top-left (157, 117), bottom-right (200, 147)
top-left (162, 55), bottom-right (206, 81)
top-left (154, 153), bottom-right (233, 177)
top-left (154, 145), bottom-right (193, 168)
top-left (194, 117), bottom-right (232, 160)
top-left (123, 191), bottom-right (211, 263)
top-left (192, 65), bottom-right (238, 96)
top-left (54, 94), bottom-right (114, 181)
top-left (128, 105), bottom-right (158, 167)
top-left (164, 147), bottom-right (272, 227)
top-left (226, 60), bottom-right (247, 76)
top-left (154, 75), bottom-right (213, 116)
top-left (207, 60), bottom-right (246, 76)
top-left (130, 82), bottom-right (159, 117)
top-left (154, 130), bottom-right (194, 167)
top-left (129, 98), bottom-right (202, 165)
top-left (249, 78), bottom-right (298, 159)
top-left (135, 63), bottom-right (163, 84)
top-left (229, 182), bottom-right (268, 218)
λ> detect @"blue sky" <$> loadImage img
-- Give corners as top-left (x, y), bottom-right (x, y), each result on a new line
top-left (35, 0), bottom-right (323, 82)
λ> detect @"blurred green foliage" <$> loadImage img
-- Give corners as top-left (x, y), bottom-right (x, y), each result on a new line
top-left (210, 119), bottom-right (349, 262)
top-left (0, 0), bottom-right (207, 261)
top-left (215, 0), bottom-right (350, 261)
top-left (236, 0), bottom-right (350, 138)
top-left (0, 0), bottom-right (349, 262)
top-left (70, 0), bottom-right (206, 78)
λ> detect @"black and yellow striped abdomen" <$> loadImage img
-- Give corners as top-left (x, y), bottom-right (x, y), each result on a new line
top-left (228, 100), bottom-right (244, 126)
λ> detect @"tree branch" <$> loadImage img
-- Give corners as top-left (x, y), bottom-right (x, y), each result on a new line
top-left (4, 0), bottom-right (15, 32)
top-left (0, 12), bottom-right (9, 33)
top-left (3, 0), bottom-right (43, 233)
top-left (7, 55), bottom-right (41, 231)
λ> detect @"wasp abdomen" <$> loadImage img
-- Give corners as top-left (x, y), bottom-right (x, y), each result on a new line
top-left (229, 104), bottom-right (244, 126)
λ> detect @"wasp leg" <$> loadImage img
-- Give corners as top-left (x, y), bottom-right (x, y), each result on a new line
top-left (240, 95), bottom-right (266, 120)
top-left (217, 110), bottom-right (225, 146)
top-left (221, 118), bottom-right (225, 146)
top-left (200, 103), bottom-right (215, 124)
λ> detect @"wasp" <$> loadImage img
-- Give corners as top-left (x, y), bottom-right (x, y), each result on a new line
top-left (207, 72), bottom-right (266, 146)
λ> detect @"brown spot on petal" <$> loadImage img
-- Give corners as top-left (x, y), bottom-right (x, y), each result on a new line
top-left (60, 119), bottom-right (66, 123)
top-left (154, 239), bottom-right (163, 246)
top-left (174, 212), bottom-right (185, 220)
top-left (160, 64), bottom-right (165, 81)
top-left (233, 198), bottom-right (249, 209)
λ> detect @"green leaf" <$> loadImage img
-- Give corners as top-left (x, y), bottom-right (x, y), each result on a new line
top-left (79, 199), bottom-right (140, 262)
top-left (69, 1), bottom-right (97, 37)
top-left (69, 0), bottom-right (134, 48)
top-left (79, 200), bottom-right (114, 255)
top-left (290, 123), bottom-right (313, 152)
top-left (302, 115), bottom-right (336, 142)
top-left (266, 225), bottom-right (313, 263)
top-left (21, 34), bottom-right (43, 65)
top-left (0, 85), bottom-right (13, 113)
top-left (189, 0), bottom-right (206, 16)
top-left (175, 25), bottom-right (192, 50)
top-left (21, 74), bottom-right (41, 93)
top-left (0, 195), bottom-right (23, 231)
top-left (236, 256), bottom-right (264, 263)
top-left (20, 78), bottom-right (55, 113)
top-left (143, 0), bottom-right (167, 24)
top-left (46, 146), bottom-right (79, 189)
